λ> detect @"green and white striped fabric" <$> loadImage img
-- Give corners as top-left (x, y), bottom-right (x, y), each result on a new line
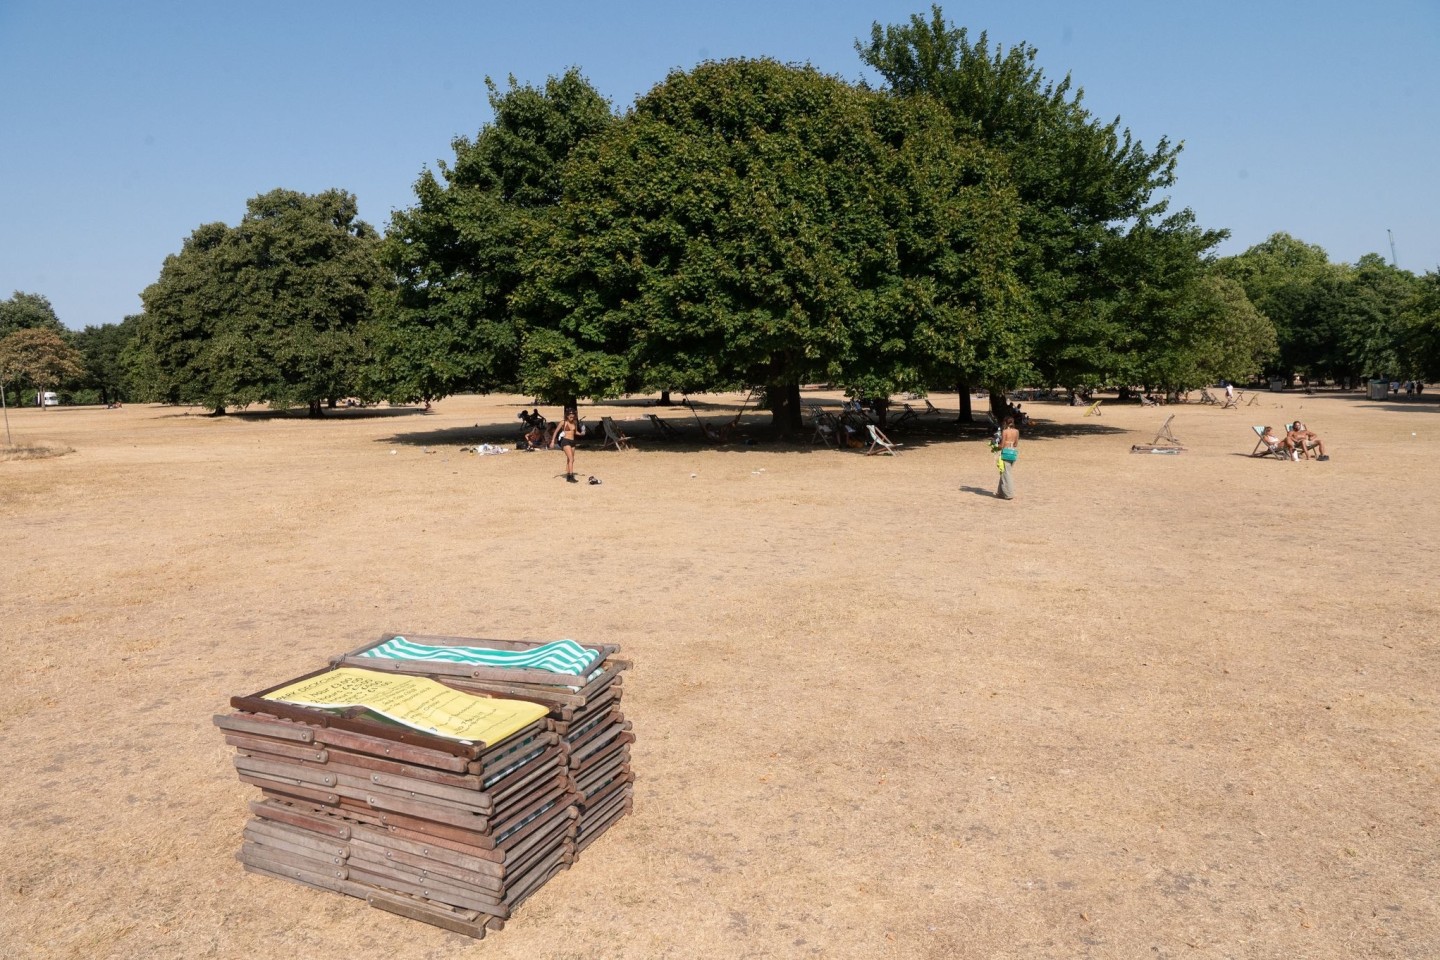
top-left (359, 636), bottom-right (598, 676)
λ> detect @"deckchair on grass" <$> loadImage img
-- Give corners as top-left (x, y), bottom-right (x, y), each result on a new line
top-left (1130, 414), bottom-right (1185, 454)
top-left (1250, 425), bottom-right (1288, 459)
top-left (809, 408), bottom-right (839, 448)
top-left (864, 424), bottom-right (901, 455)
top-left (1084, 399), bottom-right (1103, 417)
top-left (601, 416), bottom-right (633, 451)
top-left (890, 403), bottom-right (919, 429)
top-left (646, 413), bottom-right (683, 441)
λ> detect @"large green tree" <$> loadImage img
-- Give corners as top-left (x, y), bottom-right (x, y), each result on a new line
top-left (517, 58), bottom-right (1023, 430)
top-left (0, 292), bottom-right (66, 340)
top-left (127, 221), bottom-right (234, 409)
top-left (376, 70), bottom-right (614, 403)
top-left (1221, 236), bottom-right (1424, 385)
top-left (1217, 232), bottom-right (1335, 379)
top-left (1311, 255), bottom-right (1422, 384)
top-left (1401, 271), bottom-right (1440, 382)
top-left (860, 6), bottom-right (1217, 410)
top-left (132, 189), bottom-right (386, 415)
top-left (73, 320), bottom-right (137, 405)
top-left (0, 328), bottom-right (85, 410)
top-left (1, 292), bottom-right (71, 407)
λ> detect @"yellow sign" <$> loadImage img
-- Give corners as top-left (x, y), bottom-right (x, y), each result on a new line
top-left (263, 668), bottom-right (548, 746)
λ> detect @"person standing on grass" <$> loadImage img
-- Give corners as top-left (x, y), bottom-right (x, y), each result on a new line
top-left (549, 408), bottom-right (582, 483)
top-left (995, 416), bottom-right (1020, 500)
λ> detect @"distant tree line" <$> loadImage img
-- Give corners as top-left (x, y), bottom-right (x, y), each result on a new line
top-left (6, 7), bottom-right (1438, 421)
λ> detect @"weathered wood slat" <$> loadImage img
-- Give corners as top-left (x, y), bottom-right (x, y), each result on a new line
top-left (243, 820), bottom-right (350, 860)
top-left (213, 713), bottom-right (315, 743)
top-left (249, 799), bottom-right (353, 840)
top-left (365, 889), bottom-right (491, 939)
top-left (225, 733), bottom-right (329, 764)
top-left (313, 726), bottom-right (474, 772)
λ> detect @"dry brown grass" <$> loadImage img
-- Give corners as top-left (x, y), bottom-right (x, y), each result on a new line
top-left (0, 441), bottom-right (73, 462)
top-left (1, 391), bottom-right (1436, 960)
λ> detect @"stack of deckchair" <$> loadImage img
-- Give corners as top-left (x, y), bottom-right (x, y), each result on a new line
top-left (332, 634), bottom-right (635, 860)
top-left (215, 635), bottom-right (634, 939)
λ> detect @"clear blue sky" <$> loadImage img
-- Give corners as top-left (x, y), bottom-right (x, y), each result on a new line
top-left (2, 0), bottom-right (1436, 331)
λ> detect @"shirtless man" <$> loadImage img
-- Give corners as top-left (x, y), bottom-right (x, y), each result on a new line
top-left (549, 408), bottom-right (583, 482)
top-left (995, 416), bottom-right (1020, 499)
top-left (1289, 420), bottom-right (1329, 461)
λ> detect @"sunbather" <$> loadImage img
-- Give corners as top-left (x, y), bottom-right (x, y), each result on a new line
top-left (1289, 421), bottom-right (1330, 461)
top-left (1258, 426), bottom-right (1295, 459)
top-left (549, 408), bottom-right (583, 481)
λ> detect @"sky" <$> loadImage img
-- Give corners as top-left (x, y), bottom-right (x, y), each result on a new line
top-left (1, 0), bottom-right (1436, 331)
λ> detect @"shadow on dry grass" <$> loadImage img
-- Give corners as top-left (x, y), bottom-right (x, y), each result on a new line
top-left (1, 442), bottom-right (74, 462)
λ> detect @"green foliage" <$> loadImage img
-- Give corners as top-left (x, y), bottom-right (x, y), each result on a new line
top-left (1215, 232), bottom-right (1334, 377)
top-left (1220, 234), bottom-right (1424, 383)
top-left (376, 70), bottom-right (614, 402)
top-left (131, 190), bottom-right (386, 412)
top-left (73, 320), bottom-right (137, 403)
top-left (860, 6), bottom-right (1217, 390)
top-left (517, 58), bottom-right (1023, 427)
top-left (0, 291), bottom-right (65, 340)
top-left (1401, 271), bottom-right (1440, 381)
top-left (0, 328), bottom-right (86, 405)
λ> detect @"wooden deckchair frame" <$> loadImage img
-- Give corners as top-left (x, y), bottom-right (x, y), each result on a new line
top-left (1250, 425), bottom-right (1288, 459)
top-left (1129, 414), bottom-right (1185, 454)
top-left (686, 390), bottom-right (755, 442)
top-left (1151, 414), bottom-right (1180, 446)
top-left (864, 424), bottom-right (901, 455)
top-left (600, 416), bottom-right (633, 450)
top-left (646, 413), bottom-right (683, 440)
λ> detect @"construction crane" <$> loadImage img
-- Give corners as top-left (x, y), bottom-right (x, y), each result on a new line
top-left (1388, 229), bottom-right (1399, 268)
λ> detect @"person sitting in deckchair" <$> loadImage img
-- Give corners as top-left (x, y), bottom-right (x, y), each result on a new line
top-left (1258, 426), bottom-right (1294, 459)
top-left (1288, 421), bottom-right (1330, 461)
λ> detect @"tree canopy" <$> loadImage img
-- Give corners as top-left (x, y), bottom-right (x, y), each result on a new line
top-left (376, 70), bottom-right (615, 403)
top-left (860, 6), bottom-right (1236, 400)
top-left (131, 189), bottom-right (387, 414)
top-left (0, 328), bottom-right (85, 408)
top-left (516, 58), bottom-right (1023, 428)
top-left (1219, 233), bottom-right (1428, 384)
top-left (0, 292), bottom-right (66, 340)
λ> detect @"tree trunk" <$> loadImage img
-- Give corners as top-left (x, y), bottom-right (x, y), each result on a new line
top-left (658, 390), bottom-right (672, 405)
top-left (988, 388), bottom-right (1007, 422)
top-left (210, 404), bottom-right (226, 416)
top-left (308, 398), bottom-right (323, 417)
top-left (766, 382), bottom-right (804, 436)
top-left (957, 382), bottom-right (973, 423)
top-left (327, 397), bottom-right (337, 409)
top-left (1118, 385), bottom-right (1133, 402)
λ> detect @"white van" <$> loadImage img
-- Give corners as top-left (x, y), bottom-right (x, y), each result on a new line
top-left (37, 391), bottom-right (58, 407)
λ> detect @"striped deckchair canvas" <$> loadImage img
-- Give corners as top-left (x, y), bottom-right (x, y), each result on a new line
top-left (357, 636), bottom-right (599, 676)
